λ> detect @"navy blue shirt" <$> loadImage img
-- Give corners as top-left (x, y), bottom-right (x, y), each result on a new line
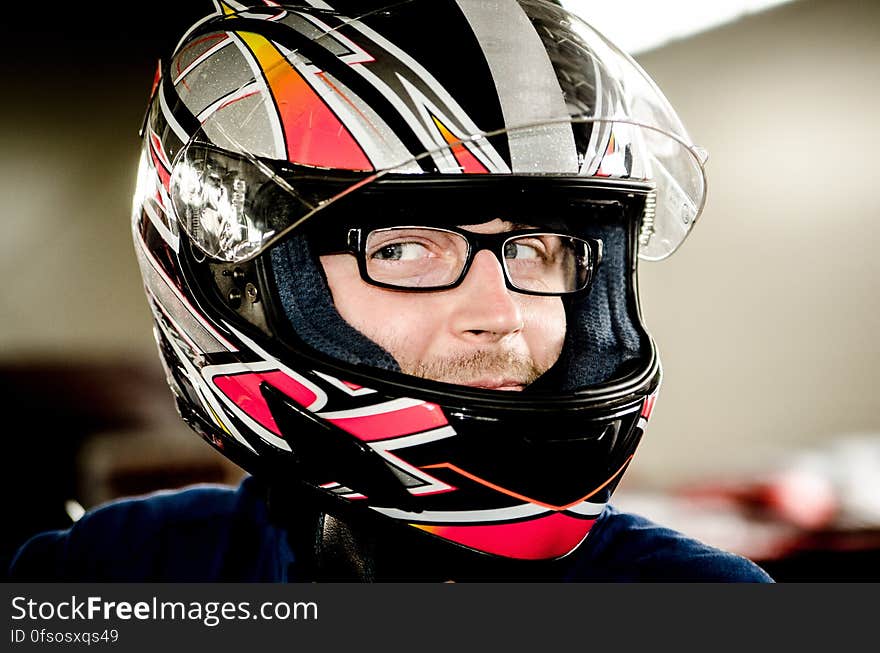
top-left (8, 476), bottom-right (773, 582)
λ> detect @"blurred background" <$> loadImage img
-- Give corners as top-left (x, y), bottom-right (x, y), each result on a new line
top-left (1, 0), bottom-right (878, 580)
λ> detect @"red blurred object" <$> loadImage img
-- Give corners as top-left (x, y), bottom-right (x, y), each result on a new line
top-left (679, 466), bottom-right (839, 531)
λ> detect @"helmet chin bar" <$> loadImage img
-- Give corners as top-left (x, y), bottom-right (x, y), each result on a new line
top-left (261, 375), bottom-right (643, 514)
top-left (256, 363), bottom-right (653, 561)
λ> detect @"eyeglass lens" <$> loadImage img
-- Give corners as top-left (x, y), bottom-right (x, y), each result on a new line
top-left (364, 227), bottom-right (590, 293)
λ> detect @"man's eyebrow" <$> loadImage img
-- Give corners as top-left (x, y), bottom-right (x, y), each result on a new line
top-left (481, 220), bottom-right (537, 231)
top-left (456, 219), bottom-right (548, 231)
top-left (513, 219), bottom-right (575, 232)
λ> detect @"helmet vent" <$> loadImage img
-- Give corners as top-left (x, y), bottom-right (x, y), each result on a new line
top-left (638, 190), bottom-right (657, 248)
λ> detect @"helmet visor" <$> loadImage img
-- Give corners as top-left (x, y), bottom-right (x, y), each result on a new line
top-left (168, 117), bottom-right (704, 263)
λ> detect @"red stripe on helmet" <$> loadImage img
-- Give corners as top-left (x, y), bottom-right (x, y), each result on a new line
top-left (641, 392), bottom-right (658, 419)
top-left (149, 132), bottom-right (172, 192)
top-left (274, 68), bottom-right (372, 170)
top-left (327, 403), bottom-right (448, 442)
top-left (213, 371), bottom-right (319, 435)
top-left (431, 114), bottom-right (488, 174)
top-left (149, 59), bottom-right (161, 104)
top-left (414, 512), bottom-right (596, 560)
top-left (238, 31), bottom-right (373, 171)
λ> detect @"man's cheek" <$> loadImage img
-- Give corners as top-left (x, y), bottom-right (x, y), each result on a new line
top-left (525, 302), bottom-right (566, 367)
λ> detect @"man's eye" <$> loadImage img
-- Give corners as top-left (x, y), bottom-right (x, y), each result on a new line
top-left (504, 241), bottom-right (542, 260)
top-left (371, 242), bottom-right (430, 261)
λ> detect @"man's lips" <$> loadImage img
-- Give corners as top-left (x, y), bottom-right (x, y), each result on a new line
top-left (459, 379), bottom-right (526, 391)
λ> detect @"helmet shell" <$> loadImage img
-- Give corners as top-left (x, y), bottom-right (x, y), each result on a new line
top-left (132, 0), bottom-right (693, 560)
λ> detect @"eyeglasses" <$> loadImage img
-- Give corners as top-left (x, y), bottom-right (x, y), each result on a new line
top-left (315, 225), bottom-right (602, 296)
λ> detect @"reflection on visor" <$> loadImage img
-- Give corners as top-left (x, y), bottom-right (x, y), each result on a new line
top-left (170, 145), bottom-right (276, 262)
top-left (169, 138), bottom-right (380, 264)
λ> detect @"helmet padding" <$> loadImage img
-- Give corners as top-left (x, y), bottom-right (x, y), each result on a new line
top-left (271, 236), bottom-right (402, 374)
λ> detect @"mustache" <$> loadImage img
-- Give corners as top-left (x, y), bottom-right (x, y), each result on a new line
top-left (402, 348), bottom-right (546, 386)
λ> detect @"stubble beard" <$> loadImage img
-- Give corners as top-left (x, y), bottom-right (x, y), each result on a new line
top-left (399, 348), bottom-right (548, 388)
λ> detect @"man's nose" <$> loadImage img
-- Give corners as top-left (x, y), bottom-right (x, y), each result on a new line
top-left (449, 249), bottom-right (524, 342)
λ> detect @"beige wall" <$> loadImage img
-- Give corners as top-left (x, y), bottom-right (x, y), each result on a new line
top-left (0, 0), bottom-right (876, 488)
top-left (630, 0), bottom-right (880, 485)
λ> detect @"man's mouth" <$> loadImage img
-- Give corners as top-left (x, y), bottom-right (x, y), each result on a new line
top-left (460, 379), bottom-right (526, 391)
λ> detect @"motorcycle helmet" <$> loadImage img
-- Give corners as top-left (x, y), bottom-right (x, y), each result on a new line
top-left (131, 0), bottom-right (707, 561)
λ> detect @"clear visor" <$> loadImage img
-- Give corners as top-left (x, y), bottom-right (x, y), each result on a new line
top-left (169, 118), bottom-right (705, 263)
top-left (167, 1), bottom-right (707, 262)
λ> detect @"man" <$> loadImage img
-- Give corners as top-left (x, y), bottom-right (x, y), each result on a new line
top-left (9, 0), bottom-right (772, 581)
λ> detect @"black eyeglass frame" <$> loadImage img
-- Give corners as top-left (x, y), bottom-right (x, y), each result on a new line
top-left (315, 225), bottom-right (603, 296)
